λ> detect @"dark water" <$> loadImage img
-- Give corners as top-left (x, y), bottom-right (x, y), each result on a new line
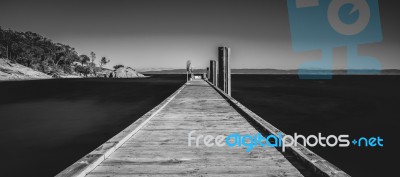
top-left (232, 74), bottom-right (399, 177)
top-left (1, 74), bottom-right (397, 177)
top-left (0, 75), bottom-right (185, 177)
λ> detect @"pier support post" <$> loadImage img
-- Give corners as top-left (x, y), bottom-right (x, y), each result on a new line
top-left (206, 67), bottom-right (210, 80)
top-left (215, 61), bottom-right (218, 87)
top-left (210, 60), bottom-right (218, 86)
top-left (226, 47), bottom-right (231, 96)
top-left (217, 47), bottom-right (231, 95)
top-left (218, 47), bottom-right (225, 91)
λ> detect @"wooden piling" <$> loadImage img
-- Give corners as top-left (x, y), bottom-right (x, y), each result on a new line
top-left (209, 60), bottom-right (218, 86)
top-left (226, 47), bottom-right (231, 96)
top-left (218, 47), bottom-right (225, 91)
top-left (209, 61), bottom-right (213, 83)
top-left (206, 67), bottom-right (210, 80)
top-left (217, 47), bottom-right (231, 95)
top-left (215, 60), bottom-right (218, 87)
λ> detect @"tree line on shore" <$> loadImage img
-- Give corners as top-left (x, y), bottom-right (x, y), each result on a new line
top-left (0, 26), bottom-right (118, 77)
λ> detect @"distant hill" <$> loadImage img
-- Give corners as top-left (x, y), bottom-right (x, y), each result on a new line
top-left (142, 69), bottom-right (400, 75)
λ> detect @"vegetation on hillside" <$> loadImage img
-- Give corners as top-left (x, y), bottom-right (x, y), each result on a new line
top-left (113, 64), bottom-right (124, 70)
top-left (0, 26), bottom-right (111, 77)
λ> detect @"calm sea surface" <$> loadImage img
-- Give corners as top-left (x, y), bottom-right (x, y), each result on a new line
top-left (0, 75), bottom-right (185, 176)
top-left (232, 74), bottom-right (399, 176)
top-left (0, 74), bottom-right (397, 176)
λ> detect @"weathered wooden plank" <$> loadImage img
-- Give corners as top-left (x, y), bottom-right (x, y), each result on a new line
top-left (206, 80), bottom-right (350, 177)
top-left (61, 79), bottom-right (347, 177)
top-left (56, 83), bottom-right (187, 177)
top-left (89, 165), bottom-right (302, 176)
top-left (82, 80), bottom-right (304, 177)
top-left (86, 174), bottom-right (295, 177)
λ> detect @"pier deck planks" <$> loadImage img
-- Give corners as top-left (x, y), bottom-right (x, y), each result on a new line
top-left (85, 80), bottom-right (303, 177)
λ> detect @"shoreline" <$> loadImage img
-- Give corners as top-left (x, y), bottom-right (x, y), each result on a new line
top-left (0, 75), bottom-right (151, 82)
top-left (0, 58), bottom-right (148, 81)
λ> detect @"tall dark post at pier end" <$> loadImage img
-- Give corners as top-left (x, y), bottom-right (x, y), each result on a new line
top-left (206, 67), bottom-right (210, 80)
top-left (218, 47), bottom-right (225, 91)
top-left (217, 47), bottom-right (231, 96)
top-left (226, 47), bottom-right (231, 96)
top-left (209, 60), bottom-right (218, 86)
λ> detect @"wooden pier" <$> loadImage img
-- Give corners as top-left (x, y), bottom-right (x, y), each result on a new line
top-left (57, 79), bottom-right (349, 177)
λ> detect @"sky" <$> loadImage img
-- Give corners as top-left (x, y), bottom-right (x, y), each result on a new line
top-left (0, 0), bottom-right (399, 70)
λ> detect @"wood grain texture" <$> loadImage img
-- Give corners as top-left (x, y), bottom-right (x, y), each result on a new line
top-left (85, 80), bottom-right (303, 177)
top-left (56, 83), bottom-right (187, 177)
top-left (206, 79), bottom-right (350, 177)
